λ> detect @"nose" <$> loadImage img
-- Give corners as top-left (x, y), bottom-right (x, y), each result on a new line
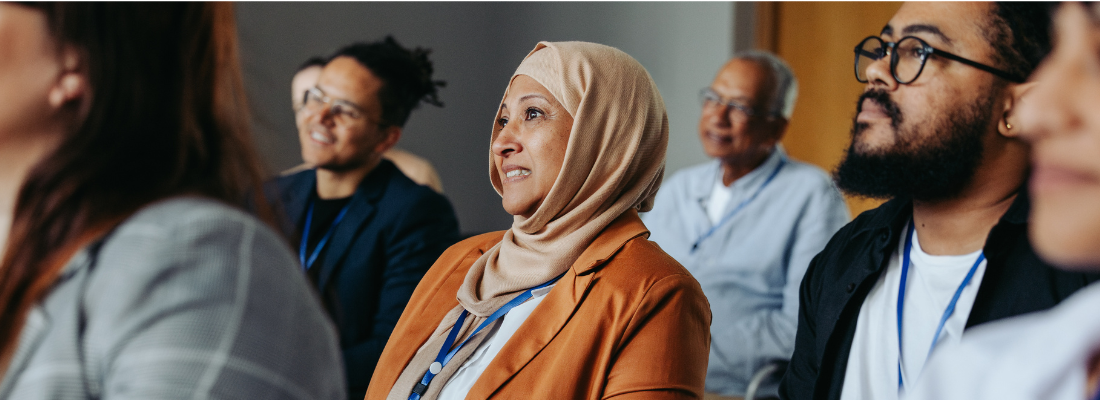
top-left (492, 123), bottom-right (521, 158)
top-left (1017, 55), bottom-right (1079, 143)
top-left (703, 103), bottom-right (732, 128)
top-left (307, 102), bottom-right (336, 127)
top-left (862, 49), bottom-right (899, 91)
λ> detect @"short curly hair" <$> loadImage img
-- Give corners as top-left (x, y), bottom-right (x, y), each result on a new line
top-left (985, 2), bottom-right (1055, 82)
top-left (330, 36), bottom-right (446, 128)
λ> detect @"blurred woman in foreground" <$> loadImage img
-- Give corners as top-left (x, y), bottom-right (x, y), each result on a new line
top-left (367, 41), bottom-right (710, 399)
top-left (906, 3), bottom-right (1100, 399)
top-left (0, 3), bottom-right (343, 398)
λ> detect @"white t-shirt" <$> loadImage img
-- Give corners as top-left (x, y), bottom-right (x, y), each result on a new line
top-left (706, 174), bottom-right (735, 225)
top-left (840, 222), bottom-right (988, 400)
top-left (436, 283), bottom-right (557, 399)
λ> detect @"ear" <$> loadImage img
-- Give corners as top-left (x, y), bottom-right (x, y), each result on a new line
top-left (762, 117), bottom-right (789, 147)
top-left (373, 125), bottom-right (402, 154)
top-left (47, 45), bottom-right (87, 112)
top-left (999, 81), bottom-right (1038, 139)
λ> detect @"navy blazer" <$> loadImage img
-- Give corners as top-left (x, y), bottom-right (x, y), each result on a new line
top-left (779, 192), bottom-right (1100, 400)
top-left (268, 160), bottom-right (459, 400)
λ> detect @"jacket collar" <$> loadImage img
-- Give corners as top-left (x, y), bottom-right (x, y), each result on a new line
top-left (854, 186), bottom-right (1030, 251)
top-left (314, 160), bottom-right (397, 289)
top-left (467, 210), bottom-right (648, 398)
top-left (0, 240), bottom-right (102, 397)
top-left (571, 210), bottom-right (650, 275)
top-left (690, 145), bottom-right (787, 202)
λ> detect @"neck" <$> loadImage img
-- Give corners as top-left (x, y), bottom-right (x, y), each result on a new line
top-left (314, 158), bottom-right (380, 199)
top-left (719, 148), bottom-right (772, 186)
top-left (0, 134), bottom-right (63, 259)
top-left (911, 147), bottom-right (1026, 255)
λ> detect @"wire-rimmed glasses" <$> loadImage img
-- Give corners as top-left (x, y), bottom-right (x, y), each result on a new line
top-left (303, 87), bottom-right (384, 126)
top-left (699, 88), bottom-right (764, 121)
top-left (854, 36), bottom-right (1025, 85)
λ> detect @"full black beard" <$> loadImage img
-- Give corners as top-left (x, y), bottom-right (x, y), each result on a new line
top-left (833, 89), bottom-right (990, 202)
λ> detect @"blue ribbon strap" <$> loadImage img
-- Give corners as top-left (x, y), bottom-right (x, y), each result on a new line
top-left (692, 159), bottom-right (786, 252)
top-left (298, 199), bottom-right (351, 271)
top-left (896, 220), bottom-right (985, 389)
top-left (409, 273), bottom-right (565, 399)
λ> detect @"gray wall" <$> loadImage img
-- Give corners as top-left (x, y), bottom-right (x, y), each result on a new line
top-left (236, 2), bottom-right (737, 234)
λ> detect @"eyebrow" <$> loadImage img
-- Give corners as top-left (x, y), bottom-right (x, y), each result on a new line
top-left (519, 94), bottom-right (549, 103)
top-left (904, 24), bottom-right (953, 45)
top-left (499, 94), bottom-right (550, 111)
top-left (881, 24), bottom-right (953, 45)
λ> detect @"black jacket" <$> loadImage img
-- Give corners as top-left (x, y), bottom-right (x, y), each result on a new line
top-left (779, 192), bottom-right (1100, 400)
top-left (267, 160), bottom-right (460, 400)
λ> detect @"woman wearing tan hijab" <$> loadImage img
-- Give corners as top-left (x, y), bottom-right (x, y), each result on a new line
top-left (366, 41), bottom-right (711, 399)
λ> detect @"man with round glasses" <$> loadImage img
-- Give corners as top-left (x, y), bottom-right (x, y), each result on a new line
top-left (642, 50), bottom-right (849, 399)
top-left (267, 37), bottom-right (459, 400)
top-left (779, 3), bottom-right (1099, 400)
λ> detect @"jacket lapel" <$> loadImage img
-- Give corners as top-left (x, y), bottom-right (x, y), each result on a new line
top-left (0, 307), bottom-right (51, 398)
top-left (467, 211), bottom-right (649, 398)
top-left (316, 163), bottom-right (389, 290)
top-left (279, 171), bottom-right (315, 242)
top-left (386, 249), bottom-right (484, 380)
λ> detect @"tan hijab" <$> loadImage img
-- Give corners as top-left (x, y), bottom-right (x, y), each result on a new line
top-left (387, 41), bottom-right (668, 400)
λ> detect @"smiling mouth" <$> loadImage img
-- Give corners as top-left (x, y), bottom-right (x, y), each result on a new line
top-left (505, 169), bottom-right (532, 178)
top-left (705, 131), bottom-right (733, 144)
top-left (310, 130), bottom-right (334, 144)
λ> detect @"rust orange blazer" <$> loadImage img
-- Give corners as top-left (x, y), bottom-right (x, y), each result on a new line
top-left (365, 210), bottom-right (711, 399)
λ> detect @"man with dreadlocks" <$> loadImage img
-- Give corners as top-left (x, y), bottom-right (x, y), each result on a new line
top-left (268, 36), bottom-right (460, 400)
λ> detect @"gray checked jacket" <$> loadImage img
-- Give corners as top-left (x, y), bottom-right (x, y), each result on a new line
top-left (0, 198), bottom-right (346, 399)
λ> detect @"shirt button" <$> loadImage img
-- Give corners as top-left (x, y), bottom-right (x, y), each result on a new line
top-left (846, 283), bottom-right (856, 293)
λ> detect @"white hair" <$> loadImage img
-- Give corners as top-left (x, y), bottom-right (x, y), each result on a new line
top-left (732, 50), bottom-right (799, 120)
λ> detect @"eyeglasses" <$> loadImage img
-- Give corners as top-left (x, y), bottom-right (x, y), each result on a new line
top-left (854, 36), bottom-right (1025, 85)
top-left (700, 88), bottom-right (765, 120)
top-left (303, 87), bottom-right (383, 126)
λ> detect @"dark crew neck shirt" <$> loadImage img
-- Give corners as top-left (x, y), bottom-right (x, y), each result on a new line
top-left (301, 192), bottom-right (352, 282)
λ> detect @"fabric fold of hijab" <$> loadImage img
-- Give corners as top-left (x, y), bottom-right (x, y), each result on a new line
top-left (386, 41), bottom-right (668, 400)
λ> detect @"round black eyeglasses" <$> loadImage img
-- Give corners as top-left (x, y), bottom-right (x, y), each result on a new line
top-left (854, 36), bottom-right (1025, 85)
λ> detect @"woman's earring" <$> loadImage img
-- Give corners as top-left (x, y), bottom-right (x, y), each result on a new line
top-left (1006, 122), bottom-right (1013, 130)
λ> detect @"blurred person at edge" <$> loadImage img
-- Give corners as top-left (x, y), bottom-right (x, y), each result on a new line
top-left (289, 56), bottom-right (445, 194)
top-left (779, 3), bottom-right (1100, 400)
top-left (642, 50), bottom-right (848, 399)
top-left (0, 3), bottom-right (344, 399)
top-left (907, 3), bottom-right (1100, 400)
top-left (267, 37), bottom-right (459, 400)
top-left (366, 41), bottom-right (710, 400)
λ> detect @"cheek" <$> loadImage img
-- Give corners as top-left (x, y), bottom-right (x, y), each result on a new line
top-left (0, 28), bottom-right (58, 138)
top-left (295, 113), bottom-right (310, 134)
top-left (339, 126), bottom-right (373, 150)
top-left (543, 129), bottom-right (569, 182)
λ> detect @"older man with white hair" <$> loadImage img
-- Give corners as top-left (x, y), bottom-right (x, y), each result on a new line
top-left (643, 50), bottom-right (849, 399)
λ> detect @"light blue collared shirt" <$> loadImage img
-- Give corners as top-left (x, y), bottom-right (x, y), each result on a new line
top-left (642, 147), bottom-right (849, 396)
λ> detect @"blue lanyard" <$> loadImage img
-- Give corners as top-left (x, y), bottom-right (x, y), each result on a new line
top-left (408, 273), bottom-right (565, 400)
top-left (298, 199), bottom-right (351, 271)
top-left (691, 159), bottom-right (786, 252)
top-left (896, 220), bottom-right (985, 389)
